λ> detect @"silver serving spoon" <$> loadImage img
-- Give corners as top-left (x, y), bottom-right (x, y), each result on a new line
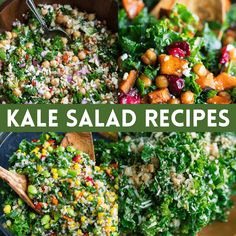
top-left (26, 0), bottom-right (71, 42)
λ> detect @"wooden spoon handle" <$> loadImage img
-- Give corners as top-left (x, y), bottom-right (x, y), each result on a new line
top-left (0, 166), bottom-right (12, 183)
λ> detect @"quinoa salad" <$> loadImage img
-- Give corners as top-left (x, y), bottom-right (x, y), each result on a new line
top-left (0, 4), bottom-right (119, 104)
top-left (1, 133), bottom-right (118, 236)
top-left (94, 132), bottom-right (236, 236)
top-left (118, 2), bottom-right (236, 104)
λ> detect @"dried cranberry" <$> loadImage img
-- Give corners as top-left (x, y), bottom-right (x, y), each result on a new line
top-left (220, 46), bottom-right (230, 64)
top-left (73, 155), bottom-right (81, 163)
top-left (168, 47), bottom-right (186, 58)
top-left (168, 41), bottom-right (191, 57)
top-left (118, 88), bottom-right (141, 104)
top-left (167, 75), bottom-right (185, 96)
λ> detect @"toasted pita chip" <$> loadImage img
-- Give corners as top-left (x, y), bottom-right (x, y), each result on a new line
top-left (151, 0), bottom-right (229, 23)
top-left (61, 132), bottom-right (95, 161)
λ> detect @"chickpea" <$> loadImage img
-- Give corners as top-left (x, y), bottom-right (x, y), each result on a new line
top-left (181, 91), bottom-right (195, 104)
top-left (26, 42), bottom-right (33, 49)
top-left (12, 32), bottom-right (18, 38)
top-left (73, 31), bottom-right (81, 39)
top-left (78, 12), bottom-right (85, 17)
top-left (140, 74), bottom-right (152, 88)
top-left (42, 61), bottom-right (50, 68)
top-left (218, 91), bottom-right (231, 100)
top-left (72, 9), bottom-right (78, 17)
top-left (72, 56), bottom-right (79, 63)
top-left (56, 14), bottom-right (65, 24)
top-left (88, 13), bottom-right (95, 21)
top-left (13, 88), bottom-right (22, 97)
top-left (141, 48), bottom-right (157, 65)
top-left (66, 29), bottom-right (73, 35)
top-left (78, 51), bottom-right (86, 60)
top-left (5, 31), bottom-right (12, 40)
top-left (66, 21), bottom-right (73, 29)
top-left (61, 37), bottom-right (68, 46)
top-left (41, 8), bottom-right (48, 16)
top-left (51, 78), bottom-right (59, 86)
top-left (193, 64), bottom-right (207, 77)
top-left (74, 76), bottom-right (83, 86)
top-left (168, 98), bottom-right (180, 104)
top-left (44, 91), bottom-right (52, 100)
top-left (0, 40), bottom-right (10, 46)
top-left (29, 23), bottom-right (36, 30)
top-left (50, 60), bottom-right (58, 68)
top-left (80, 88), bottom-right (86, 95)
top-left (63, 15), bottom-right (69, 23)
top-left (155, 75), bottom-right (169, 88)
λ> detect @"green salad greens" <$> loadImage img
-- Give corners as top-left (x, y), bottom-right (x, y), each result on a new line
top-left (0, 4), bottom-right (118, 104)
top-left (118, 3), bottom-right (236, 104)
top-left (1, 133), bottom-right (118, 236)
top-left (96, 132), bottom-right (236, 236)
top-left (1, 132), bottom-right (236, 236)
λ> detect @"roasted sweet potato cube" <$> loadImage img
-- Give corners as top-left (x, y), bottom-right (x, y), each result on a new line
top-left (122, 0), bottom-right (145, 19)
top-left (196, 73), bottom-right (216, 89)
top-left (207, 95), bottom-right (231, 104)
top-left (119, 70), bottom-right (138, 94)
top-left (214, 72), bottom-right (236, 90)
top-left (158, 54), bottom-right (188, 76)
top-left (148, 88), bottom-right (171, 104)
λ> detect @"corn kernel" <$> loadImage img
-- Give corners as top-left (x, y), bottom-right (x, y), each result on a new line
top-left (74, 163), bottom-right (79, 170)
top-left (37, 165), bottom-right (43, 172)
top-left (69, 222), bottom-right (76, 228)
top-left (41, 149), bottom-right (47, 156)
top-left (53, 173), bottom-right (58, 179)
top-left (45, 134), bottom-right (50, 140)
top-left (87, 195), bottom-right (94, 202)
top-left (97, 219), bottom-right (103, 225)
top-left (97, 197), bottom-right (104, 205)
top-left (77, 229), bottom-right (83, 236)
top-left (114, 184), bottom-right (119, 190)
top-left (95, 166), bottom-right (100, 171)
top-left (43, 141), bottom-right (50, 149)
top-left (105, 225), bottom-right (112, 232)
top-left (75, 180), bottom-right (80, 186)
top-left (98, 212), bottom-right (104, 219)
top-left (3, 205), bottom-right (11, 214)
top-left (51, 168), bottom-right (58, 174)
top-left (74, 190), bottom-right (81, 197)
top-left (86, 181), bottom-right (92, 187)
top-left (81, 216), bottom-right (86, 223)
top-left (31, 147), bottom-right (39, 154)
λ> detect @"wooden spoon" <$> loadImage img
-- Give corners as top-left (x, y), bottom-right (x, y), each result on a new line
top-left (0, 166), bottom-right (41, 214)
top-left (0, 132), bottom-right (94, 215)
top-left (61, 132), bottom-right (95, 161)
top-left (151, 0), bottom-right (230, 23)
